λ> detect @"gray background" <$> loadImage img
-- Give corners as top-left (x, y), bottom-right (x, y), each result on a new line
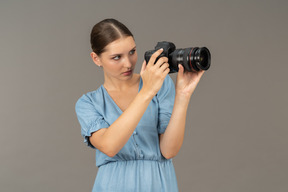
top-left (1, 0), bottom-right (287, 191)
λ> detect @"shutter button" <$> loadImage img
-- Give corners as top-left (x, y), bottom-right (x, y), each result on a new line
top-left (133, 131), bottom-right (137, 135)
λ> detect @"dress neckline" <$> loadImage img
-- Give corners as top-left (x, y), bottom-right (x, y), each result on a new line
top-left (101, 76), bottom-right (142, 114)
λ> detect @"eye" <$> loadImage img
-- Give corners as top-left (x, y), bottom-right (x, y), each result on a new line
top-left (129, 49), bottom-right (136, 55)
top-left (112, 55), bottom-right (121, 60)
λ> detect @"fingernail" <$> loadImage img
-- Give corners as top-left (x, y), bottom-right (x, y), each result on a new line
top-left (159, 48), bottom-right (163, 51)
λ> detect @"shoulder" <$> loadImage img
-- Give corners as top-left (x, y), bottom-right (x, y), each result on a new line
top-left (156, 74), bottom-right (175, 99)
top-left (164, 74), bottom-right (174, 84)
top-left (75, 86), bottom-right (105, 109)
top-left (160, 75), bottom-right (175, 91)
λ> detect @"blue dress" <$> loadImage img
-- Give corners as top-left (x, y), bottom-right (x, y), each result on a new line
top-left (75, 75), bottom-right (178, 192)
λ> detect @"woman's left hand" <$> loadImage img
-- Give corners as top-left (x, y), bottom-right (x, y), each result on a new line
top-left (176, 64), bottom-right (205, 98)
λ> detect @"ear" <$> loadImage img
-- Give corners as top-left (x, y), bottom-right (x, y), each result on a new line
top-left (90, 52), bottom-right (101, 66)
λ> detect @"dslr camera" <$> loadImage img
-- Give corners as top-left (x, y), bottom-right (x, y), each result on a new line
top-left (144, 41), bottom-right (211, 73)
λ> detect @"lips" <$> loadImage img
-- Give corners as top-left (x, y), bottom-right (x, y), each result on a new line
top-left (122, 69), bottom-right (132, 74)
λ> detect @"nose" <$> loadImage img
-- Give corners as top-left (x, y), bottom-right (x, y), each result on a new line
top-left (123, 56), bottom-right (133, 69)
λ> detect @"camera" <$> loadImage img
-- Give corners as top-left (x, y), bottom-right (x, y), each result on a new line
top-left (144, 41), bottom-right (211, 73)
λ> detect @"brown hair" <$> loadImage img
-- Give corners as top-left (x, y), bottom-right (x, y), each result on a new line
top-left (90, 18), bottom-right (134, 55)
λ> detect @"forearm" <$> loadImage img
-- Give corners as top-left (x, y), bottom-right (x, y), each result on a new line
top-left (101, 89), bottom-right (153, 156)
top-left (160, 93), bottom-right (191, 159)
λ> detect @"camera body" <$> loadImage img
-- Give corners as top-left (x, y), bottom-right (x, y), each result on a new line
top-left (144, 41), bottom-right (211, 73)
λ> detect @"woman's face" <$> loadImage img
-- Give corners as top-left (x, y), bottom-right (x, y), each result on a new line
top-left (92, 36), bottom-right (138, 81)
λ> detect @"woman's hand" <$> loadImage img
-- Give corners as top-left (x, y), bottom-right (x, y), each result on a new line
top-left (176, 64), bottom-right (205, 98)
top-left (140, 49), bottom-right (170, 98)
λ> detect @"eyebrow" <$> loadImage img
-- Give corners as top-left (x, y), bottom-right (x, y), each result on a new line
top-left (109, 46), bottom-right (136, 57)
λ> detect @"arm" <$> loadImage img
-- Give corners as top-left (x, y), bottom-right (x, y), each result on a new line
top-left (90, 49), bottom-right (170, 157)
top-left (159, 64), bottom-right (205, 159)
top-left (90, 90), bottom-right (153, 157)
top-left (159, 93), bottom-right (190, 159)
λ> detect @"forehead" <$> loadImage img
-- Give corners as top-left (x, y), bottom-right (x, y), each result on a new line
top-left (104, 36), bottom-right (136, 54)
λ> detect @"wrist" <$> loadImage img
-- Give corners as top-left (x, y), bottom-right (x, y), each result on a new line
top-left (138, 89), bottom-right (154, 101)
top-left (174, 92), bottom-right (191, 106)
top-left (175, 91), bottom-right (191, 101)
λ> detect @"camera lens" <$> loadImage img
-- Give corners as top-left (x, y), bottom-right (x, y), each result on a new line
top-left (169, 47), bottom-right (210, 72)
top-left (194, 47), bottom-right (210, 71)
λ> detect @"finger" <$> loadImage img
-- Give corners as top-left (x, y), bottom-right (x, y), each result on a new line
top-left (177, 64), bottom-right (184, 78)
top-left (154, 56), bottom-right (169, 69)
top-left (140, 60), bottom-right (146, 75)
top-left (163, 66), bottom-right (170, 76)
top-left (147, 48), bottom-right (164, 68)
top-left (159, 62), bottom-right (170, 72)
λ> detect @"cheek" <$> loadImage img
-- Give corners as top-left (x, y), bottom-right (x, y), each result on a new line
top-left (111, 62), bottom-right (122, 71)
top-left (103, 60), bottom-right (121, 71)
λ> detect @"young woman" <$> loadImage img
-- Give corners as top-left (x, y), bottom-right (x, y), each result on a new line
top-left (75, 18), bottom-right (205, 192)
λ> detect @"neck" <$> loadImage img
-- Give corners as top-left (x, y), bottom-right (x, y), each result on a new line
top-left (103, 73), bottom-right (139, 91)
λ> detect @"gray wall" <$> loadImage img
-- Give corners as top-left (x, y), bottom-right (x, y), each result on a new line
top-left (1, 0), bottom-right (287, 191)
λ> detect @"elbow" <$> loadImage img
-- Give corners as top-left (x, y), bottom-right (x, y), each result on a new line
top-left (105, 151), bottom-right (117, 158)
top-left (89, 132), bottom-right (118, 158)
top-left (160, 145), bottom-right (178, 159)
top-left (102, 141), bottom-right (119, 158)
top-left (91, 141), bottom-right (118, 158)
top-left (161, 151), bottom-right (177, 159)
top-left (101, 147), bottom-right (117, 158)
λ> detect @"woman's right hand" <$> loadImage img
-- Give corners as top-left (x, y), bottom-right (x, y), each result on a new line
top-left (140, 48), bottom-right (170, 98)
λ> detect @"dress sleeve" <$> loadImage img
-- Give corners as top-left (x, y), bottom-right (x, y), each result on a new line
top-left (156, 75), bottom-right (176, 134)
top-left (75, 94), bottom-right (109, 149)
